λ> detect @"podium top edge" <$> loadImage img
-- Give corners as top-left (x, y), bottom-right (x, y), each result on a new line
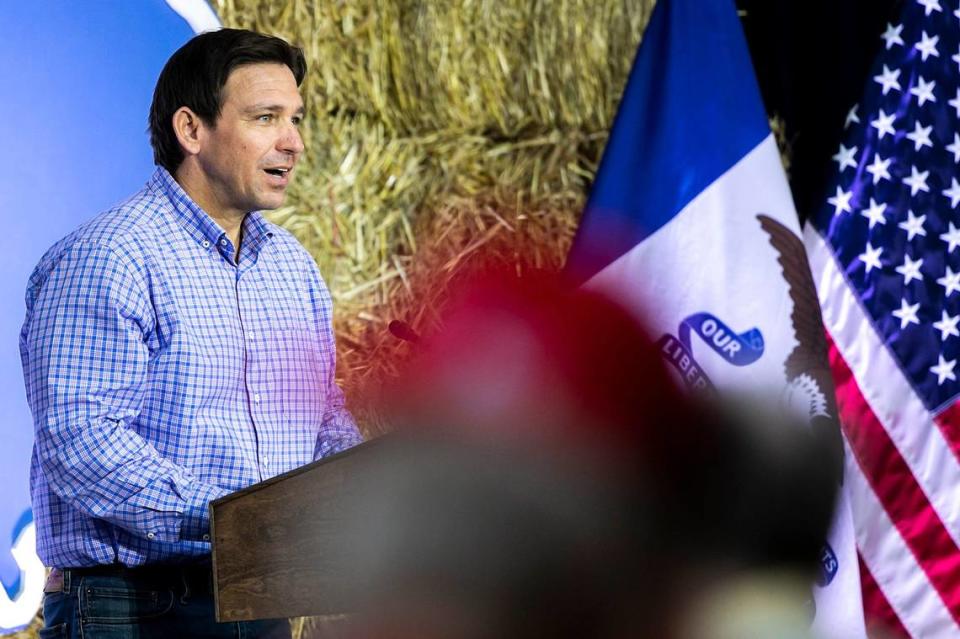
top-left (210, 434), bottom-right (388, 508)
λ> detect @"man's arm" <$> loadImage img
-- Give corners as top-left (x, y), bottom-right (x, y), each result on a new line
top-left (21, 240), bottom-right (228, 543)
top-left (304, 259), bottom-right (363, 460)
top-left (315, 379), bottom-right (364, 459)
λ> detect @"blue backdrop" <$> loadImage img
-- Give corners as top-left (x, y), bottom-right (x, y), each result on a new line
top-left (0, 1), bottom-right (215, 631)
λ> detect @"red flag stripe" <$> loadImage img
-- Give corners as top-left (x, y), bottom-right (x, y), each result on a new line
top-left (806, 225), bottom-right (960, 636)
top-left (934, 402), bottom-right (960, 464)
top-left (805, 227), bottom-right (960, 542)
top-left (858, 552), bottom-right (911, 639)
top-left (828, 335), bottom-right (960, 623)
top-left (846, 446), bottom-right (957, 636)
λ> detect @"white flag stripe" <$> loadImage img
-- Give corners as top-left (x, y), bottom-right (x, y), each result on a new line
top-left (847, 450), bottom-right (959, 638)
top-left (805, 225), bottom-right (960, 544)
top-left (587, 137), bottom-right (817, 397)
top-left (588, 135), bottom-right (866, 635)
top-left (164, 0), bottom-right (221, 33)
top-left (818, 484), bottom-right (866, 638)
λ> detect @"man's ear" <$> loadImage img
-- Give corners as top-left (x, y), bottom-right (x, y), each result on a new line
top-left (172, 107), bottom-right (204, 157)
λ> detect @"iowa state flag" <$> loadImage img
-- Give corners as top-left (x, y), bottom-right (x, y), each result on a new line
top-left (566, 1), bottom-right (866, 636)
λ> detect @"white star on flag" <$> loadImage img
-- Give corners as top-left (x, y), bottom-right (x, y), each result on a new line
top-left (953, 43), bottom-right (960, 71)
top-left (918, 0), bottom-right (943, 16)
top-left (899, 210), bottom-right (927, 240)
top-left (832, 144), bottom-right (858, 171)
top-left (930, 354), bottom-right (957, 385)
top-left (892, 298), bottom-right (921, 328)
top-left (916, 31), bottom-right (941, 61)
top-left (871, 109), bottom-right (897, 139)
top-left (827, 185), bottom-right (854, 215)
top-left (861, 197), bottom-right (888, 228)
top-left (933, 310), bottom-right (960, 341)
top-left (949, 88), bottom-right (960, 117)
top-left (906, 121), bottom-right (934, 150)
top-left (942, 222), bottom-right (960, 252)
top-left (845, 104), bottom-right (860, 129)
top-left (882, 23), bottom-right (905, 49)
top-left (903, 165), bottom-right (931, 195)
top-left (896, 254), bottom-right (925, 284)
top-left (948, 133), bottom-right (960, 163)
top-left (874, 65), bottom-right (902, 94)
top-left (910, 76), bottom-right (937, 105)
top-left (943, 177), bottom-right (960, 208)
top-left (866, 153), bottom-right (893, 184)
top-left (859, 242), bottom-right (883, 273)
top-left (938, 266), bottom-right (960, 296)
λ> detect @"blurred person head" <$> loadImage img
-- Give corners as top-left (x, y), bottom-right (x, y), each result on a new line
top-left (347, 269), bottom-right (837, 638)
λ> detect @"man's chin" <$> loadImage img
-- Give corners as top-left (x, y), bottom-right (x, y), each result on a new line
top-left (253, 193), bottom-right (288, 213)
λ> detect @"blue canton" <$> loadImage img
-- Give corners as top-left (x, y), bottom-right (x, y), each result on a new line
top-left (20, 167), bottom-right (362, 568)
top-left (810, 0), bottom-right (960, 412)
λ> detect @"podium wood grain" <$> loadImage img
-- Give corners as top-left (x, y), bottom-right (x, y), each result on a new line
top-left (210, 437), bottom-right (383, 621)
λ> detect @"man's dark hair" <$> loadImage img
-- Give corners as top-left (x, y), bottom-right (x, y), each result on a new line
top-left (149, 28), bottom-right (306, 173)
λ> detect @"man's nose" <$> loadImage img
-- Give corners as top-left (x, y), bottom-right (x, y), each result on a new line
top-left (279, 122), bottom-right (305, 156)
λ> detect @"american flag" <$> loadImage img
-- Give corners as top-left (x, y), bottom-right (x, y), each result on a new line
top-left (805, 0), bottom-right (960, 635)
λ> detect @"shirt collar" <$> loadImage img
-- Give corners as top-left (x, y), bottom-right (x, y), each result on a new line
top-left (149, 167), bottom-right (275, 255)
top-left (242, 210), bottom-right (275, 256)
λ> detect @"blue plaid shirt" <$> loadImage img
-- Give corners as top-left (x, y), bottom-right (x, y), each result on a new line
top-left (20, 167), bottom-right (362, 568)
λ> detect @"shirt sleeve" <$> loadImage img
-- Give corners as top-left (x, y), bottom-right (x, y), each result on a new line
top-left (21, 240), bottom-right (228, 543)
top-left (315, 377), bottom-right (364, 459)
top-left (303, 258), bottom-right (363, 460)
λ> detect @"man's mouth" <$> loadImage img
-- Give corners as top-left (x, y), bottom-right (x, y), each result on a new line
top-left (264, 168), bottom-right (291, 177)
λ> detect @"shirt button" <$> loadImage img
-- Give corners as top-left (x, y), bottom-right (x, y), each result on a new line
top-left (202, 534), bottom-right (211, 542)
top-left (254, 394), bottom-right (261, 403)
top-left (220, 238), bottom-right (228, 246)
top-left (147, 532), bottom-right (156, 540)
top-left (201, 240), bottom-right (210, 249)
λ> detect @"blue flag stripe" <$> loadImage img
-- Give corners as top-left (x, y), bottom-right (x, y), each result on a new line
top-left (567, 0), bottom-right (770, 282)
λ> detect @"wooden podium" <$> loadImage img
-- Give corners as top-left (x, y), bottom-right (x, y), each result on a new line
top-left (209, 437), bottom-right (384, 622)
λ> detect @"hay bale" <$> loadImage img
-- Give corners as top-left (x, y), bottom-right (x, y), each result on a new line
top-left (218, 0), bottom-right (649, 134)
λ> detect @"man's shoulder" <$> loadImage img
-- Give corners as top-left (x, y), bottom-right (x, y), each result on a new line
top-left (29, 185), bottom-right (167, 286)
top-left (263, 221), bottom-right (317, 265)
top-left (72, 187), bottom-right (166, 249)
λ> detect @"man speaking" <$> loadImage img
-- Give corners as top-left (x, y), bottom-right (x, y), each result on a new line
top-left (20, 29), bottom-right (361, 638)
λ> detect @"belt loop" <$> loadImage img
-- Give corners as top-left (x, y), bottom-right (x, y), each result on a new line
top-left (62, 568), bottom-right (71, 593)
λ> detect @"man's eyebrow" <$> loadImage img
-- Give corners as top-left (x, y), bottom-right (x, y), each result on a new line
top-left (243, 103), bottom-right (306, 115)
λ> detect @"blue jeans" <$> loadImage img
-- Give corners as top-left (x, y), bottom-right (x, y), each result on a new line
top-left (40, 566), bottom-right (291, 639)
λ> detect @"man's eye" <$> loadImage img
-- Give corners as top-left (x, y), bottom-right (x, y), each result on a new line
top-left (257, 114), bottom-right (274, 123)
top-left (292, 116), bottom-right (303, 126)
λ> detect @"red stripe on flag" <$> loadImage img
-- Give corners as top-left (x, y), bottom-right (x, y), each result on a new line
top-left (933, 401), bottom-right (960, 464)
top-left (858, 552), bottom-right (910, 638)
top-left (827, 335), bottom-right (960, 622)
